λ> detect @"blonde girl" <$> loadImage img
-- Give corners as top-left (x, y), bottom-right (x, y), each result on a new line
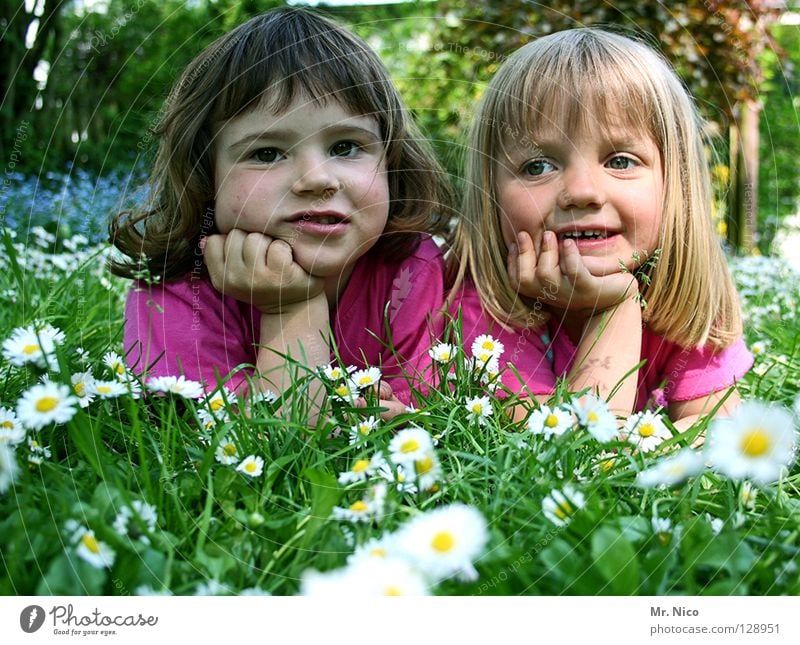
top-left (448, 29), bottom-right (751, 427)
top-left (111, 9), bottom-right (452, 413)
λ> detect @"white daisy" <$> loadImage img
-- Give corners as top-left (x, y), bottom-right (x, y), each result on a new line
top-left (73, 347), bottom-right (90, 363)
top-left (349, 367), bottom-right (382, 391)
top-left (376, 459), bottom-right (418, 495)
top-left (249, 389), bottom-right (278, 405)
top-left (236, 455), bottom-right (264, 477)
top-left (71, 371), bottom-right (96, 408)
top-left (0, 443), bottom-right (19, 494)
top-left (388, 427), bottom-right (434, 467)
top-left (113, 500), bottom-right (158, 544)
top-left (708, 515), bottom-right (724, 536)
top-left (0, 407), bottom-right (25, 445)
top-left (651, 517), bottom-right (677, 546)
top-left (346, 535), bottom-right (397, 566)
top-left (16, 381), bottom-right (79, 430)
top-left (88, 379), bottom-right (129, 399)
top-left (74, 528), bottom-right (116, 569)
top-left (470, 354), bottom-right (500, 374)
top-left (465, 395), bottom-right (493, 426)
top-left (622, 410), bottom-right (671, 452)
top-left (471, 334), bottom-right (504, 360)
top-left (332, 483), bottom-right (387, 523)
top-left (480, 365), bottom-right (502, 392)
top-left (147, 375), bottom-right (204, 399)
top-left (393, 503), bottom-right (488, 582)
top-left (636, 448), bottom-right (706, 488)
top-left (320, 363), bottom-right (356, 381)
top-left (749, 340), bottom-right (769, 357)
top-left (330, 381), bottom-right (359, 404)
top-left (27, 436), bottom-right (52, 464)
top-left (204, 388), bottom-right (234, 414)
top-left (102, 351), bottom-right (128, 378)
top-left (338, 456), bottom-right (379, 485)
top-left (573, 395), bottom-right (618, 442)
top-left (528, 405), bottom-right (573, 439)
top-left (214, 436), bottom-right (240, 465)
top-left (794, 392), bottom-right (800, 419)
top-left (348, 416), bottom-right (379, 444)
top-left (194, 579), bottom-right (233, 596)
top-left (197, 408), bottom-right (221, 432)
top-left (310, 557), bottom-right (431, 596)
top-left (706, 401), bottom-right (797, 484)
top-left (428, 342), bottom-right (457, 363)
top-left (2, 322), bottom-right (65, 370)
top-left (413, 450), bottom-right (442, 491)
top-left (739, 481), bottom-right (758, 510)
top-left (134, 585), bottom-right (173, 596)
top-left (542, 486), bottom-right (586, 527)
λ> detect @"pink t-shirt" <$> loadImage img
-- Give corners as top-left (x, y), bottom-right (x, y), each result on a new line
top-left (452, 283), bottom-right (753, 411)
top-left (123, 236), bottom-right (444, 404)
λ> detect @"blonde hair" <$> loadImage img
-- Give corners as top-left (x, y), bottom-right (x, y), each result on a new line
top-left (448, 28), bottom-right (742, 349)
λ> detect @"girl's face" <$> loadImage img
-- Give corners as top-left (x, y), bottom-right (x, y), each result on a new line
top-left (213, 96), bottom-right (390, 281)
top-left (495, 119), bottom-right (664, 277)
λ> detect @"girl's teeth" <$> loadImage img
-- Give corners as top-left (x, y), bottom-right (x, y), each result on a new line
top-left (560, 231), bottom-right (607, 240)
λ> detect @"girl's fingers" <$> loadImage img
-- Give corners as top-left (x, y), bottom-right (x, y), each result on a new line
top-left (560, 238), bottom-right (591, 283)
top-left (241, 232), bottom-right (270, 268)
top-left (507, 240), bottom-right (519, 288)
top-left (265, 238), bottom-right (293, 272)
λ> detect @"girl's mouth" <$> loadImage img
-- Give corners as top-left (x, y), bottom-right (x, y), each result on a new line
top-left (557, 230), bottom-right (609, 241)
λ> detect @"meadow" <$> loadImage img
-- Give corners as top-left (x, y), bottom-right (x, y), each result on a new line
top-left (0, 172), bottom-right (798, 596)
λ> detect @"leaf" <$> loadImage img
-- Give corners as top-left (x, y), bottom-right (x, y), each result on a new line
top-left (37, 552), bottom-right (106, 595)
top-left (297, 468), bottom-right (341, 549)
top-left (591, 526), bottom-right (641, 595)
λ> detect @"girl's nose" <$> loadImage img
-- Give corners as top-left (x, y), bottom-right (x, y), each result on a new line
top-left (557, 162), bottom-right (606, 211)
top-left (291, 154), bottom-right (340, 197)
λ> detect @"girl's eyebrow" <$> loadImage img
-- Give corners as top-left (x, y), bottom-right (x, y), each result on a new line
top-left (226, 124), bottom-right (381, 152)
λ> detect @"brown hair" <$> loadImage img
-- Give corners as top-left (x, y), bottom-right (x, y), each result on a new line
top-left (110, 7), bottom-right (451, 280)
top-left (448, 28), bottom-right (742, 349)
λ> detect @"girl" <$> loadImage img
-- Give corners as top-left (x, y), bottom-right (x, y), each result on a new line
top-left (448, 29), bottom-right (752, 428)
top-left (110, 9), bottom-right (452, 412)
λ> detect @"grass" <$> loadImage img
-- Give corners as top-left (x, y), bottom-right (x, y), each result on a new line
top-left (0, 228), bottom-right (798, 596)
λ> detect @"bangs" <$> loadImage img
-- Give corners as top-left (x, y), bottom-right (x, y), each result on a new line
top-left (206, 11), bottom-right (397, 135)
top-left (494, 31), bottom-right (662, 151)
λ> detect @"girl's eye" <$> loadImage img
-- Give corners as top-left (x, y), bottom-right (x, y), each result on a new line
top-left (607, 155), bottom-right (636, 170)
top-left (523, 159), bottom-right (556, 176)
top-left (330, 141), bottom-right (360, 157)
top-left (253, 148), bottom-right (284, 163)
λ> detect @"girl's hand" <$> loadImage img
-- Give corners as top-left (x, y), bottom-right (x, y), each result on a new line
top-left (354, 380), bottom-right (407, 420)
top-left (202, 230), bottom-right (325, 314)
top-left (508, 229), bottom-right (638, 314)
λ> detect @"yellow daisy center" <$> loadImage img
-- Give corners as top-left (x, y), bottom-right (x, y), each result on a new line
top-left (639, 423), bottom-right (655, 438)
top-left (587, 411), bottom-right (598, 424)
top-left (400, 439), bottom-right (419, 454)
top-left (73, 382), bottom-right (86, 396)
top-left (431, 531), bottom-right (455, 553)
top-left (223, 443), bottom-right (237, 456)
top-left (415, 456), bottom-right (434, 475)
top-left (330, 368), bottom-right (342, 379)
top-left (740, 428), bottom-right (771, 457)
top-left (23, 343), bottom-right (40, 355)
top-left (31, 439), bottom-right (40, 449)
top-left (81, 533), bottom-right (101, 554)
top-left (440, 351), bottom-right (451, 361)
top-left (358, 375), bottom-right (373, 385)
top-left (350, 500), bottom-right (368, 512)
top-left (244, 461), bottom-right (257, 473)
top-left (384, 586), bottom-right (403, 596)
top-left (35, 397), bottom-right (58, 413)
top-left (210, 398), bottom-right (224, 411)
top-left (352, 459), bottom-right (370, 473)
top-left (481, 340), bottom-right (494, 351)
top-left (478, 352), bottom-right (491, 362)
top-left (114, 363), bottom-right (124, 375)
top-left (335, 385), bottom-right (350, 396)
top-left (554, 500), bottom-right (574, 520)
top-left (359, 424), bottom-right (371, 435)
top-left (370, 548), bottom-right (387, 557)
top-left (545, 413), bottom-right (559, 428)
top-left (2, 420), bottom-right (15, 429)
top-left (96, 385), bottom-right (112, 395)
top-left (471, 403), bottom-right (483, 415)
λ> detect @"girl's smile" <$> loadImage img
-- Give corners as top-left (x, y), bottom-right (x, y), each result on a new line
top-left (213, 96), bottom-right (390, 285)
top-left (496, 124), bottom-right (664, 277)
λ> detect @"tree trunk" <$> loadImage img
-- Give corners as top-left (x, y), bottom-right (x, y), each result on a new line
top-left (727, 100), bottom-right (761, 253)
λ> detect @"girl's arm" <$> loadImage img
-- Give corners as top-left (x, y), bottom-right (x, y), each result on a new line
top-left (668, 388), bottom-right (742, 432)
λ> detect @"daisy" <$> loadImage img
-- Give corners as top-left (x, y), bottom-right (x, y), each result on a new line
top-left (739, 481), bottom-right (758, 510)
top-left (480, 365), bottom-right (502, 392)
top-left (0, 443), bottom-right (19, 494)
top-left (706, 401), bottom-right (797, 484)
top-left (27, 437), bottom-right (52, 465)
top-left (573, 396), bottom-right (618, 443)
top-left (470, 354), bottom-right (500, 374)
top-left (348, 557), bottom-right (433, 596)
top-left (73, 347), bottom-right (90, 364)
top-left (393, 503), bottom-right (488, 582)
top-left (71, 372), bottom-right (96, 408)
top-left (214, 436), bottom-right (240, 465)
top-left (636, 448), bottom-right (706, 488)
top-left (74, 528), bottom-right (116, 569)
top-left (16, 381), bottom-right (79, 430)
top-left (113, 500), bottom-right (158, 543)
top-left (651, 517), bottom-right (675, 546)
top-left (542, 486), bottom-right (586, 527)
top-left (147, 375), bottom-right (204, 399)
top-left (204, 388), bottom-right (234, 414)
top-left (376, 458), bottom-right (418, 495)
top-left (413, 450), bottom-right (442, 491)
top-left (2, 322), bottom-right (65, 370)
top-left (0, 407), bottom-right (25, 445)
top-left (471, 334), bottom-right (504, 360)
top-left (338, 455), bottom-right (379, 485)
top-left (749, 340), bottom-right (768, 357)
top-left (465, 395), bottom-right (493, 426)
top-left (708, 515), bottom-right (724, 536)
top-left (428, 342), bottom-right (457, 364)
top-left (249, 389), bottom-right (278, 405)
top-left (194, 580), bottom-right (233, 596)
top-left (236, 455), bottom-right (264, 478)
top-left (528, 405), bottom-right (573, 439)
top-left (332, 483), bottom-right (387, 523)
top-left (348, 416), bottom-right (379, 444)
top-left (197, 408), bottom-right (221, 432)
top-left (102, 351), bottom-right (128, 378)
top-left (330, 381), bottom-right (359, 404)
top-left (320, 363), bottom-right (356, 381)
top-left (388, 427), bottom-right (433, 467)
top-left (622, 410), bottom-right (671, 453)
top-left (349, 367), bottom-right (382, 391)
top-left (347, 535), bottom-right (397, 566)
top-left (88, 379), bottom-right (129, 399)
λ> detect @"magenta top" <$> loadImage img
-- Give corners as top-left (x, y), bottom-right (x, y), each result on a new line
top-left (452, 282), bottom-right (753, 411)
top-left (123, 237), bottom-right (445, 403)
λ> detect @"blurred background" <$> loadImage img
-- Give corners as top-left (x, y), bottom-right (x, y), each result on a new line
top-left (1, 0), bottom-right (798, 257)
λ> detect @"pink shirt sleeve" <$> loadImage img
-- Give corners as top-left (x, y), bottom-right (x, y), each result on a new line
top-left (123, 277), bottom-right (256, 393)
top-left (449, 283), bottom-right (555, 396)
